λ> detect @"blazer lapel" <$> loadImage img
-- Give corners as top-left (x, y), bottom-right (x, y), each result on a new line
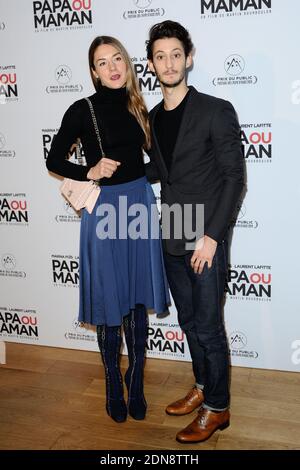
top-left (151, 102), bottom-right (169, 180)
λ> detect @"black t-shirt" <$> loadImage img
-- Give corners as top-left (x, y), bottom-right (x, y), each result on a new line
top-left (154, 90), bottom-right (190, 172)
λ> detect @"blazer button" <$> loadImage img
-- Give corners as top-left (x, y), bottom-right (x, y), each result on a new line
top-left (167, 179), bottom-right (172, 186)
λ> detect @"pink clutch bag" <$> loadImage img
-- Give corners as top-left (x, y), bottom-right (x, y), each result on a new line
top-left (60, 97), bottom-right (104, 214)
top-left (60, 178), bottom-right (100, 214)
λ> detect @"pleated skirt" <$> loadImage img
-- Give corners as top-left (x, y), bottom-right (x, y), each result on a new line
top-left (78, 176), bottom-right (170, 326)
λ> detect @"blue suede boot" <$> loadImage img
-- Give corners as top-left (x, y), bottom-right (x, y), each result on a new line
top-left (123, 305), bottom-right (148, 420)
top-left (97, 324), bottom-right (127, 423)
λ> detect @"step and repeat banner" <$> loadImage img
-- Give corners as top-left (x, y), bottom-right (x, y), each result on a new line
top-left (1, 0), bottom-right (299, 372)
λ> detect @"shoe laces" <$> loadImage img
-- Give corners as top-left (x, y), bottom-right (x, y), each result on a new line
top-left (198, 408), bottom-right (208, 426)
top-left (186, 386), bottom-right (198, 400)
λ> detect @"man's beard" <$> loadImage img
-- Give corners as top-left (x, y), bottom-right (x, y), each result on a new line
top-left (156, 70), bottom-right (185, 88)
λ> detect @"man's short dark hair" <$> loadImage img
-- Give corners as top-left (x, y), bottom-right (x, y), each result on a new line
top-left (146, 20), bottom-right (194, 61)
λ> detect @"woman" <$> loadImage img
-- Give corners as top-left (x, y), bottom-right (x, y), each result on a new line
top-left (46, 36), bottom-right (170, 423)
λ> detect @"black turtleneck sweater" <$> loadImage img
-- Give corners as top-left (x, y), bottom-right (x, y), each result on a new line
top-left (46, 86), bottom-right (146, 185)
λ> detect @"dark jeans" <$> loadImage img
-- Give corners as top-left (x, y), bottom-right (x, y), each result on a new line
top-left (163, 241), bottom-right (230, 410)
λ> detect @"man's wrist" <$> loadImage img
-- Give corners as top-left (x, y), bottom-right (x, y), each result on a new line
top-left (204, 234), bottom-right (217, 246)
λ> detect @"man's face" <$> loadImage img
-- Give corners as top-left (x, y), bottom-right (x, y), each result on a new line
top-left (148, 37), bottom-right (192, 88)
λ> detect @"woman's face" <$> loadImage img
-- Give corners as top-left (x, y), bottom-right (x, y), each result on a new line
top-left (92, 43), bottom-right (127, 89)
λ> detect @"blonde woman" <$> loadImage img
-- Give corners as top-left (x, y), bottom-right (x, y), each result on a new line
top-left (47, 36), bottom-right (170, 423)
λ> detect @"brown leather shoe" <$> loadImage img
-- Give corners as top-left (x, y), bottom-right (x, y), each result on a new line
top-left (176, 407), bottom-right (230, 443)
top-left (165, 387), bottom-right (204, 416)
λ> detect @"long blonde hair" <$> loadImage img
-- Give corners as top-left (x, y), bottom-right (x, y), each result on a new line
top-left (89, 36), bottom-right (151, 149)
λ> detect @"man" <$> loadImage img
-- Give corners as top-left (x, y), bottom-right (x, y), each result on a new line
top-left (145, 20), bottom-right (244, 443)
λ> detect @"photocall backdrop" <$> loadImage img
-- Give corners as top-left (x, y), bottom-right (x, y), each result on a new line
top-left (1, 0), bottom-right (300, 372)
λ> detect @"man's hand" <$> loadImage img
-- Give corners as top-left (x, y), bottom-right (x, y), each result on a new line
top-left (87, 157), bottom-right (121, 180)
top-left (190, 235), bottom-right (218, 274)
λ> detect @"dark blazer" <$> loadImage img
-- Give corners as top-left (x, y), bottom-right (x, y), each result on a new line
top-left (146, 86), bottom-right (245, 255)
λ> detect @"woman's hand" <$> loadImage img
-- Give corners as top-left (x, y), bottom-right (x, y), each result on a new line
top-left (87, 158), bottom-right (121, 180)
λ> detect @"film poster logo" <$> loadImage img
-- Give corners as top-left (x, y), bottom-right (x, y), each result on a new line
top-left (229, 331), bottom-right (258, 359)
top-left (55, 199), bottom-right (81, 223)
top-left (0, 254), bottom-right (26, 279)
top-left (146, 322), bottom-right (186, 359)
top-left (0, 132), bottom-right (16, 158)
top-left (123, 0), bottom-right (165, 19)
top-left (33, 0), bottom-right (93, 32)
top-left (132, 57), bottom-right (161, 97)
top-left (241, 122), bottom-right (272, 163)
top-left (213, 55), bottom-right (258, 87)
top-left (231, 201), bottom-right (258, 229)
top-left (52, 254), bottom-right (79, 287)
top-left (0, 65), bottom-right (18, 104)
top-left (64, 318), bottom-right (96, 342)
top-left (45, 130), bottom-right (83, 222)
top-left (0, 194), bottom-right (29, 226)
top-left (42, 128), bottom-right (59, 160)
top-left (0, 308), bottom-right (39, 341)
top-left (46, 65), bottom-right (83, 94)
top-left (226, 264), bottom-right (271, 302)
top-left (43, 128), bottom-right (85, 162)
top-left (200, 0), bottom-right (272, 19)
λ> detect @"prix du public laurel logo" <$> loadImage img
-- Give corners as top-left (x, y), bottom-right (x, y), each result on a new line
top-left (213, 54), bottom-right (258, 87)
top-left (123, 0), bottom-right (165, 19)
top-left (55, 65), bottom-right (72, 84)
top-left (0, 132), bottom-right (16, 158)
top-left (134, 0), bottom-right (152, 7)
top-left (229, 331), bottom-right (247, 349)
top-left (229, 331), bottom-right (258, 359)
top-left (1, 254), bottom-right (16, 270)
top-left (0, 254), bottom-right (26, 279)
top-left (0, 133), bottom-right (5, 149)
top-left (64, 318), bottom-right (96, 342)
top-left (225, 55), bottom-right (245, 75)
top-left (46, 65), bottom-right (83, 94)
top-left (231, 201), bottom-right (258, 230)
top-left (55, 198), bottom-right (81, 223)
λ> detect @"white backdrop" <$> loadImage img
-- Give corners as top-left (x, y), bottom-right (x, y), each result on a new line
top-left (1, 0), bottom-right (300, 372)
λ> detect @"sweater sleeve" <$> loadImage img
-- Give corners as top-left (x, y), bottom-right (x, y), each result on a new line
top-left (46, 100), bottom-right (92, 181)
top-left (144, 148), bottom-right (160, 184)
top-left (205, 101), bottom-right (245, 242)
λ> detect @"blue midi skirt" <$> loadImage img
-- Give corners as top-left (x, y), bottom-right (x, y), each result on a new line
top-left (78, 176), bottom-right (170, 326)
